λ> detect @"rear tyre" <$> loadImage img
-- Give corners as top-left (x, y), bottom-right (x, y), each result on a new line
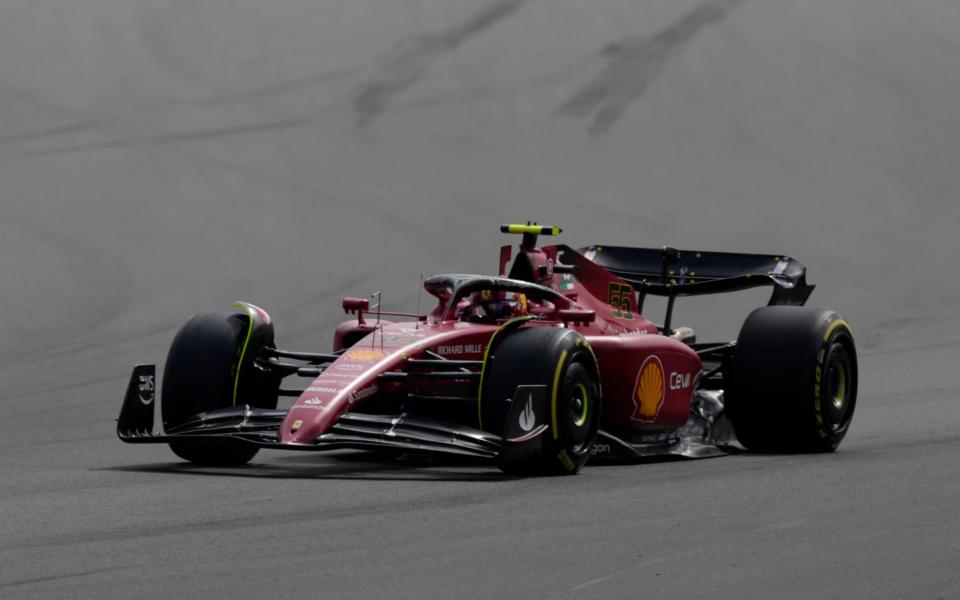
top-left (727, 306), bottom-right (858, 452)
top-left (481, 327), bottom-right (601, 475)
top-left (162, 311), bottom-right (278, 465)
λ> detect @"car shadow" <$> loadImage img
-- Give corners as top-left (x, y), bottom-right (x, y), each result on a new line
top-left (101, 451), bottom-right (513, 482)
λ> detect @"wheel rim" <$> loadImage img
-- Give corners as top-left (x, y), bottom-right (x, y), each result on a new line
top-left (571, 382), bottom-right (589, 428)
top-left (824, 342), bottom-right (855, 433)
top-left (561, 362), bottom-right (596, 453)
top-left (831, 361), bottom-right (847, 411)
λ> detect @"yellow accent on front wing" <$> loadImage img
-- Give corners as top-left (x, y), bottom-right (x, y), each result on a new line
top-left (477, 316), bottom-right (535, 430)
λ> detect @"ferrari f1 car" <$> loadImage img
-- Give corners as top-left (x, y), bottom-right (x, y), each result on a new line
top-left (118, 224), bottom-right (858, 474)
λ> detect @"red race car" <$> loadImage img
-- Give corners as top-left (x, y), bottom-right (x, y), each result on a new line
top-left (118, 224), bottom-right (858, 474)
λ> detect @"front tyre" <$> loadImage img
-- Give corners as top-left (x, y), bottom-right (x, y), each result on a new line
top-left (481, 327), bottom-right (601, 475)
top-left (727, 306), bottom-right (858, 452)
top-left (161, 308), bottom-right (278, 465)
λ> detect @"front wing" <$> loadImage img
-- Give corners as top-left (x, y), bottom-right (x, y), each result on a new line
top-left (120, 365), bottom-right (517, 460)
top-left (118, 365), bottom-right (737, 464)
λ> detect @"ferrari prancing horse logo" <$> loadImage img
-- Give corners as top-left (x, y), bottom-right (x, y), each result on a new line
top-left (632, 356), bottom-right (665, 422)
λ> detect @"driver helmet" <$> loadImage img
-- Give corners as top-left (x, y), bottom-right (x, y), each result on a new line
top-left (473, 290), bottom-right (528, 321)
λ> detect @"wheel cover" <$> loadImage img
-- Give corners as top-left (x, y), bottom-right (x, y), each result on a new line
top-left (571, 382), bottom-right (589, 428)
top-left (824, 342), bottom-right (855, 434)
top-left (560, 363), bottom-right (596, 453)
top-left (831, 361), bottom-right (847, 411)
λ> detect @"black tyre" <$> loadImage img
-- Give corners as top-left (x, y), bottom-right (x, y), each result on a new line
top-left (481, 327), bottom-right (601, 475)
top-left (727, 306), bottom-right (858, 452)
top-left (162, 310), bottom-right (278, 465)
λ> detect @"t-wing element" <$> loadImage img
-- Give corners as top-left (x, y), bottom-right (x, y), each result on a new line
top-left (501, 223), bottom-right (562, 249)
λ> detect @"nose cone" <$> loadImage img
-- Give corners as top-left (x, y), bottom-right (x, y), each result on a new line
top-left (280, 404), bottom-right (339, 444)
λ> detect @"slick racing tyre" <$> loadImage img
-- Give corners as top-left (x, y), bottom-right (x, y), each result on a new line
top-left (727, 306), bottom-right (858, 452)
top-left (162, 309), bottom-right (278, 465)
top-left (481, 327), bottom-right (601, 475)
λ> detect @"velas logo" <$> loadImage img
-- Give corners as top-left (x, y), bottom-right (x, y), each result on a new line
top-left (346, 349), bottom-right (387, 361)
top-left (632, 356), bottom-right (665, 422)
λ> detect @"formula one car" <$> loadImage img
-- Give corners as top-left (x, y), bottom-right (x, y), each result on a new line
top-left (118, 224), bottom-right (858, 474)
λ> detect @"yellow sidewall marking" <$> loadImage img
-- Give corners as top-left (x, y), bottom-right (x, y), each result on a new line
top-left (557, 449), bottom-right (576, 472)
top-left (477, 316), bottom-right (534, 430)
top-left (816, 318), bottom-right (850, 438)
top-left (232, 302), bottom-right (256, 407)
top-left (551, 349), bottom-right (569, 440)
top-left (823, 319), bottom-right (850, 342)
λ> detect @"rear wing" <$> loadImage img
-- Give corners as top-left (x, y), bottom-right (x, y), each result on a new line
top-left (576, 245), bottom-right (814, 307)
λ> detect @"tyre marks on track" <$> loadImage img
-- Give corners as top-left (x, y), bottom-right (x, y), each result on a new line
top-left (12, 118), bottom-right (308, 158)
top-left (160, 67), bottom-right (357, 110)
top-left (558, 0), bottom-right (743, 134)
top-left (0, 79), bottom-right (310, 158)
top-left (353, 0), bottom-right (530, 126)
top-left (2, 0), bottom-right (744, 150)
top-left (0, 122), bottom-right (99, 145)
top-left (0, 565), bottom-right (135, 590)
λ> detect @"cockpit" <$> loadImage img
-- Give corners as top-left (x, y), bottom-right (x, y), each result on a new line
top-left (423, 275), bottom-right (570, 324)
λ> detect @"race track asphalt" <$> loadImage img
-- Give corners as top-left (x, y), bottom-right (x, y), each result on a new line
top-left (2, 1), bottom-right (960, 598)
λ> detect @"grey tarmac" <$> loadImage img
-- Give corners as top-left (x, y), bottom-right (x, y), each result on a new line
top-left (1, 0), bottom-right (959, 598)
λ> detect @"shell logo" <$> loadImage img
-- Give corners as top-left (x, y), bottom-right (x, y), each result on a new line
top-left (347, 349), bottom-right (387, 361)
top-left (632, 356), bottom-right (665, 422)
